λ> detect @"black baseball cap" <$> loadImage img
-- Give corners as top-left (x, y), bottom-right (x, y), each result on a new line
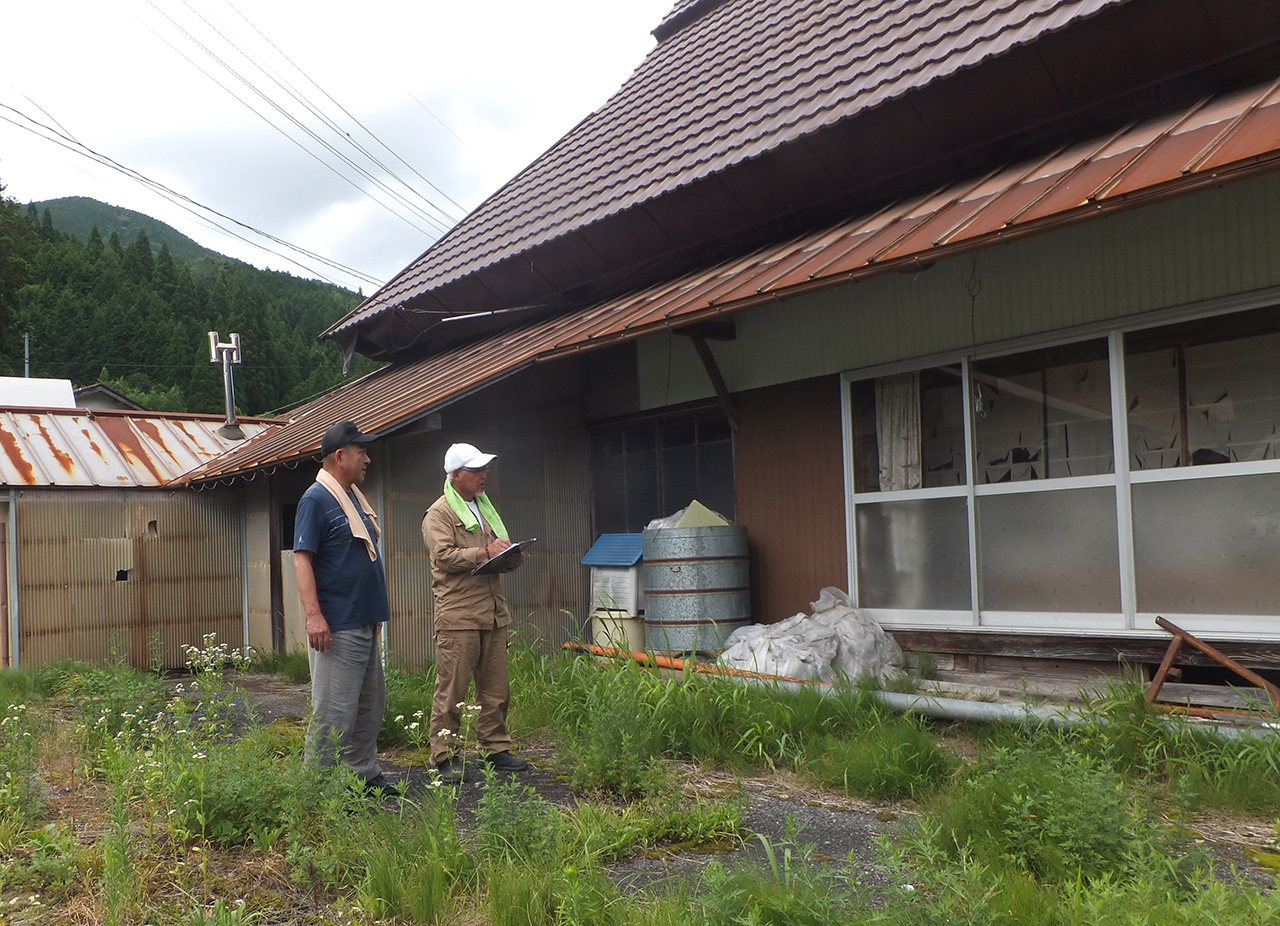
top-left (320, 421), bottom-right (376, 458)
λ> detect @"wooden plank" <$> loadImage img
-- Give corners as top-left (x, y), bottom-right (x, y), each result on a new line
top-left (1155, 682), bottom-right (1275, 711)
top-left (889, 629), bottom-right (1280, 670)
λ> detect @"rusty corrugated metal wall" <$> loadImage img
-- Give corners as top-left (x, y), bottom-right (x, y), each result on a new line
top-left (734, 375), bottom-right (848, 624)
top-left (380, 361), bottom-right (593, 670)
top-left (383, 431), bottom-right (439, 670)
top-left (244, 482), bottom-right (273, 653)
top-left (16, 487), bottom-right (245, 668)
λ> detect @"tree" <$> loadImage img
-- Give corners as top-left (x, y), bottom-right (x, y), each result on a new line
top-left (0, 181), bottom-right (37, 365)
top-left (7, 187), bottom-right (366, 413)
top-left (39, 207), bottom-right (57, 242)
top-left (124, 229), bottom-right (154, 284)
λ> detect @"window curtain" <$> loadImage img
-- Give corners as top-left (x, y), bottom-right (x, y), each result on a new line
top-left (875, 372), bottom-right (922, 491)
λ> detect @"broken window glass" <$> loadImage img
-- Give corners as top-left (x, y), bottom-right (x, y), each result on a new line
top-left (971, 340), bottom-right (1113, 482)
top-left (1125, 307), bottom-right (1280, 469)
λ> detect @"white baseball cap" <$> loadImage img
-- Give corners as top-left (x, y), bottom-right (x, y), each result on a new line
top-left (444, 442), bottom-right (496, 473)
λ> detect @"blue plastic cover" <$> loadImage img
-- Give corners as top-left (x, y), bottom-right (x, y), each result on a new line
top-left (581, 533), bottom-right (643, 567)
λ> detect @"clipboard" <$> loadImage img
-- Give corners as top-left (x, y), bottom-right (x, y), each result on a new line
top-left (471, 538), bottom-right (537, 575)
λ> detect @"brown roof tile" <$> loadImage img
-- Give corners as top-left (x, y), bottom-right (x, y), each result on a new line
top-left (329, 0), bottom-right (1122, 340)
top-left (188, 83), bottom-right (1280, 484)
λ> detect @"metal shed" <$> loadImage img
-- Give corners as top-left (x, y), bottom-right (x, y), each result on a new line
top-left (0, 407), bottom-right (277, 669)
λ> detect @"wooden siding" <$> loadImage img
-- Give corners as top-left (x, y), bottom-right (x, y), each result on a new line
top-left (638, 170), bottom-right (1280, 407)
top-left (734, 375), bottom-right (847, 625)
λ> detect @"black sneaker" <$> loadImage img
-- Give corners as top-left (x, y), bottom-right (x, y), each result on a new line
top-left (435, 755), bottom-right (466, 785)
top-left (362, 773), bottom-right (402, 797)
top-left (483, 750), bottom-right (528, 772)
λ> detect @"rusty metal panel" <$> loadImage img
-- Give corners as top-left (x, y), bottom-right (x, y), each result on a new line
top-left (0, 410), bottom-right (272, 488)
top-left (382, 434), bottom-right (440, 671)
top-left (244, 483), bottom-right (273, 654)
top-left (16, 487), bottom-right (245, 669)
top-left (494, 434), bottom-right (592, 651)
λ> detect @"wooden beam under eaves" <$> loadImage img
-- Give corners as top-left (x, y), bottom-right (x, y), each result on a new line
top-left (681, 332), bottom-right (739, 432)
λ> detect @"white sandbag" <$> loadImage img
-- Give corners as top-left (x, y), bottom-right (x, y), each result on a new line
top-left (719, 612), bottom-right (840, 681)
top-left (717, 587), bottom-right (905, 686)
top-left (808, 587), bottom-right (905, 686)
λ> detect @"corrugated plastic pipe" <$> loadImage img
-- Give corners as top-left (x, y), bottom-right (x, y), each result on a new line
top-left (563, 643), bottom-right (1273, 742)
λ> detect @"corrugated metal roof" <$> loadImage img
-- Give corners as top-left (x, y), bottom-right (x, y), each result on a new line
top-left (330, 0), bottom-right (1123, 338)
top-left (185, 82), bottom-right (1280, 484)
top-left (0, 408), bottom-right (276, 487)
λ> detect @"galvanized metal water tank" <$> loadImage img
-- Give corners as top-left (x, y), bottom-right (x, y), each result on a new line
top-left (642, 525), bottom-right (750, 653)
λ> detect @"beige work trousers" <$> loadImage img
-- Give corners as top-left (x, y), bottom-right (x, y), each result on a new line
top-left (429, 625), bottom-right (513, 765)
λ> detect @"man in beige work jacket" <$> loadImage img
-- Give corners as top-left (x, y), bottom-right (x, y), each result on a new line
top-left (422, 441), bottom-right (527, 784)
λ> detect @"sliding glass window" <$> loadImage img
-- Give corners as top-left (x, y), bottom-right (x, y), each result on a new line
top-left (849, 367), bottom-right (970, 611)
top-left (1126, 307), bottom-right (1280, 618)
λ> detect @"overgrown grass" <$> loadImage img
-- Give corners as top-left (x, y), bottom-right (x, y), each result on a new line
top-left (248, 647), bottom-right (310, 684)
top-left (915, 740), bottom-right (1165, 882)
top-left (4, 643), bottom-right (1280, 923)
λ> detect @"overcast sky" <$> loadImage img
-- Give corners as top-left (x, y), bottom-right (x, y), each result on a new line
top-left (0, 0), bottom-right (673, 293)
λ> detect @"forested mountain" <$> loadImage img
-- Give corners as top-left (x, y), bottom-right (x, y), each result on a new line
top-left (0, 184), bottom-right (378, 415)
top-left (29, 197), bottom-right (224, 263)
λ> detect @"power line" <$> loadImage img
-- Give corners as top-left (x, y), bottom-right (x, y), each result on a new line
top-left (0, 104), bottom-right (383, 288)
top-left (222, 0), bottom-right (470, 221)
top-left (140, 6), bottom-right (452, 239)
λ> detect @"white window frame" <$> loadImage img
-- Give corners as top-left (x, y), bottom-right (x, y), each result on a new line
top-left (841, 293), bottom-right (1280, 642)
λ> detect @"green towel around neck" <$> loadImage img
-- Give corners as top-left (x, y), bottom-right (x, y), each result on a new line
top-left (443, 477), bottom-right (509, 539)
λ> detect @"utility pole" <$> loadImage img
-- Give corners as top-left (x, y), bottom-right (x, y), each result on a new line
top-left (23, 333), bottom-right (29, 378)
top-left (208, 331), bottom-right (245, 440)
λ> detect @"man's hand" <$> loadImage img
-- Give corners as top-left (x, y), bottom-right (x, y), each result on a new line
top-left (307, 613), bottom-right (332, 652)
top-left (479, 537), bottom-right (524, 571)
top-left (294, 550), bottom-right (331, 652)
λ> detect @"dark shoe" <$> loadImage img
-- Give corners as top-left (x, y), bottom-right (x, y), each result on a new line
top-left (483, 750), bottom-right (528, 772)
top-left (435, 755), bottom-right (466, 785)
top-left (363, 773), bottom-right (402, 797)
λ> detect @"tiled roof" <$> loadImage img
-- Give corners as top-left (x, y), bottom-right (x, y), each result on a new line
top-left (328, 0), bottom-right (1123, 340)
top-left (185, 81), bottom-right (1280, 483)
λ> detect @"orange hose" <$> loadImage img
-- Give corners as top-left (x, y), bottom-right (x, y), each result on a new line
top-left (561, 641), bottom-right (829, 688)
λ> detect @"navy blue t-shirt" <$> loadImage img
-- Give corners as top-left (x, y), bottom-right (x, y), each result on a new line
top-left (293, 482), bottom-right (391, 631)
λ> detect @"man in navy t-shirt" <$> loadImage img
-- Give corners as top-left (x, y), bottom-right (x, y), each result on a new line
top-left (293, 420), bottom-right (395, 794)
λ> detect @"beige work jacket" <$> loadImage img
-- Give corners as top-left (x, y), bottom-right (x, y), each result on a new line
top-left (421, 494), bottom-right (513, 631)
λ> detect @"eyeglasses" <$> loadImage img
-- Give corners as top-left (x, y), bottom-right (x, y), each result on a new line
top-left (463, 466), bottom-right (488, 473)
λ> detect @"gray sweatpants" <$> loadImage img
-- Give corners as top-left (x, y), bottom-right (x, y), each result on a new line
top-left (306, 624), bottom-right (385, 781)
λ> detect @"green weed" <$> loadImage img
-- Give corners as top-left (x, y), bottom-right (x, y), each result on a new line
top-left (692, 828), bottom-right (859, 925)
top-left (916, 742), bottom-right (1161, 883)
top-left (563, 794), bottom-right (744, 863)
top-left (554, 659), bottom-right (665, 798)
top-left (248, 648), bottom-right (310, 684)
top-left (476, 765), bottom-right (561, 864)
top-left (354, 792), bottom-right (473, 924)
top-left (0, 822), bottom-right (83, 902)
top-left (485, 856), bottom-right (624, 926)
top-left (808, 718), bottom-right (956, 800)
